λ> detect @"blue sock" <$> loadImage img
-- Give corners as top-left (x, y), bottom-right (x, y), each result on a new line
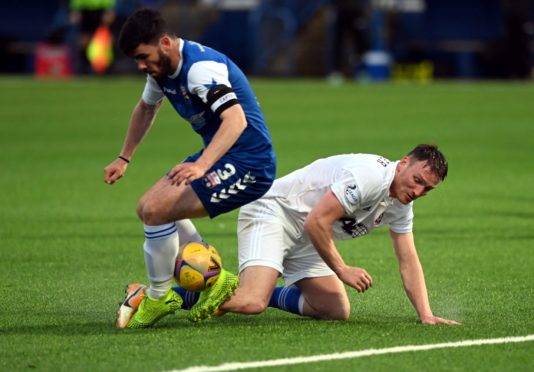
top-left (172, 286), bottom-right (200, 310)
top-left (268, 286), bottom-right (304, 315)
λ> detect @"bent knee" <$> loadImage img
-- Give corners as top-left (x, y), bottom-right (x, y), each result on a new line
top-left (309, 295), bottom-right (351, 320)
top-left (137, 198), bottom-right (165, 225)
top-left (136, 200), bottom-right (145, 221)
top-left (325, 305), bottom-right (351, 321)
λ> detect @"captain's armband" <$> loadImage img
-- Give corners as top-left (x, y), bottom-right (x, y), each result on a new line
top-left (206, 84), bottom-right (238, 116)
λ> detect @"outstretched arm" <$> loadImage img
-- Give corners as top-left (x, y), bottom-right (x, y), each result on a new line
top-left (104, 99), bottom-right (161, 185)
top-left (390, 230), bottom-right (461, 325)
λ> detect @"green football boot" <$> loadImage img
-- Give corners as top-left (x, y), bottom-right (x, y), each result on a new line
top-left (188, 269), bottom-right (238, 323)
top-left (127, 288), bottom-right (182, 329)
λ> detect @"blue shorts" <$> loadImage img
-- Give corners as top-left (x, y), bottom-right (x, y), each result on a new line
top-left (184, 152), bottom-right (276, 218)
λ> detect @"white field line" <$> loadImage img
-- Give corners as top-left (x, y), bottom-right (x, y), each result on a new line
top-left (169, 334), bottom-right (534, 372)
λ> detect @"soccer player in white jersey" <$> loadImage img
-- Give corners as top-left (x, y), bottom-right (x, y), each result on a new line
top-left (104, 9), bottom-right (276, 328)
top-left (125, 144), bottom-right (461, 324)
top-left (213, 144), bottom-right (460, 324)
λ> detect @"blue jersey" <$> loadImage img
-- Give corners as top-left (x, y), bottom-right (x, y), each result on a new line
top-left (141, 39), bottom-right (276, 217)
top-left (142, 39), bottom-right (275, 169)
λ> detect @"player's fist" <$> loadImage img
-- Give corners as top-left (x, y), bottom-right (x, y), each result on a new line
top-left (338, 266), bottom-right (373, 293)
top-left (104, 158), bottom-right (128, 184)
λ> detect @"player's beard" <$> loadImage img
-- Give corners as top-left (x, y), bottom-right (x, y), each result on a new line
top-left (153, 49), bottom-right (174, 81)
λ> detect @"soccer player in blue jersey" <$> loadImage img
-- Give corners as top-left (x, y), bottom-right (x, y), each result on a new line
top-left (104, 9), bottom-right (276, 328)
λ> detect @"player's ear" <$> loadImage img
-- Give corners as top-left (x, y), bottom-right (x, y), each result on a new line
top-left (159, 35), bottom-right (172, 51)
top-left (399, 155), bottom-right (410, 167)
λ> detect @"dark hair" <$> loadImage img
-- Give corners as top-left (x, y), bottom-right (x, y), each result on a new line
top-left (118, 8), bottom-right (169, 57)
top-left (407, 144), bottom-right (448, 181)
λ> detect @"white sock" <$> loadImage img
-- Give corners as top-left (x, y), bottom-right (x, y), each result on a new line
top-left (175, 219), bottom-right (203, 243)
top-left (143, 223), bottom-right (179, 299)
top-left (298, 295), bottom-right (305, 314)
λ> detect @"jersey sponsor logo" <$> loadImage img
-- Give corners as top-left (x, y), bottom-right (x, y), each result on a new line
top-left (210, 172), bottom-right (257, 203)
top-left (163, 87), bottom-right (177, 95)
top-left (377, 157), bottom-right (390, 167)
top-left (344, 184), bottom-right (360, 205)
top-left (339, 217), bottom-right (369, 238)
top-left (203, 171), bottom-right (222, 188)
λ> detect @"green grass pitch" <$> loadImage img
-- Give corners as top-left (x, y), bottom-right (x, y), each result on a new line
top-left (0, 77), bottom-right (533, 371)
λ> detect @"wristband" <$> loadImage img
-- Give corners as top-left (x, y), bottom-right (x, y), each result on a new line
top-left (118, 155), bottom-right (130, 164)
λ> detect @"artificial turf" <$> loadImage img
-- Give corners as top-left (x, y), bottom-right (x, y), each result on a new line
top-left (0, 77), bottom-right (533, 371)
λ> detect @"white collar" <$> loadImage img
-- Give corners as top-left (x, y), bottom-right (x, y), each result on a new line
top-left (168, 38), bottom-right (184, 79)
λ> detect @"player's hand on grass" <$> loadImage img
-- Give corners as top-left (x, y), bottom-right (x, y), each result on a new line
top-left (338, 266), bottom-right (373, 293)
top-left (420, 315), bottom-right (462, 325)
top-left (168, 162), bottom-right (207, 186)
top-left (104, 158), bottom-right (128, 185)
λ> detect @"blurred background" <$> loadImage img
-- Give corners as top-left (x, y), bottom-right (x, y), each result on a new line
top-left (1, 0), bottom-right (533, 81)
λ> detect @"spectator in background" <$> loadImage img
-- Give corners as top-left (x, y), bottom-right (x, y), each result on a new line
top-left (501, 0), bottom-right (533, 79)
top-left (69, 0), bottom-right (116, 73)
top-left (109, 0), bottom-right (141, 73)
top-left (330, 0), bottom-right (371, 79)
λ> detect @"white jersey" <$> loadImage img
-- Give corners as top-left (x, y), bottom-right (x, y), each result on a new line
top-left (238, 153), bottom-right (414, 284)
top-left (263, 154), bottom-right (413, 240)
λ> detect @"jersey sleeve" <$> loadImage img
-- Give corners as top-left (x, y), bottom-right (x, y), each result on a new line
top-left (330, 169), bottom-right (363, 215)
top-left (141, 75), bottom-right (165, 105)
top-left (330, 162), bottom-right (389, 215)
top-left (387, 203), bottom-right (414, 233)
top-left (187, 61), bottom-right (238, 115)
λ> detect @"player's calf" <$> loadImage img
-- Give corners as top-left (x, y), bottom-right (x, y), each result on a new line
top-left (221, 289), bottom-right (270, 315)
top-left (303, 292), bottom-right (350, 320)
top-left (295, 276), bottom-right (351, 320)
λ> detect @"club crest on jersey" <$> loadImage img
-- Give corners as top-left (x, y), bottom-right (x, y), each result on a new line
top-left (345, 184), bottom-right (359, 205)
top-left (180, 85), bottom-right (190, 101)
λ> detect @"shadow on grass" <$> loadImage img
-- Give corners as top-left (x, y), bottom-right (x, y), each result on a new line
top-left (0, 320), bottom-right (195, 337)
top-left (0, 310), bottom-right (424, 338)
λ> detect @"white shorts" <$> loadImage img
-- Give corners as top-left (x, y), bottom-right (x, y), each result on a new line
top-left (238, 198), bottom-right (335, 286)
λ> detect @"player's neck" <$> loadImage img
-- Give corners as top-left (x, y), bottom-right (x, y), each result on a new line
top-left (169, 38), bottom-right (181, 72)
